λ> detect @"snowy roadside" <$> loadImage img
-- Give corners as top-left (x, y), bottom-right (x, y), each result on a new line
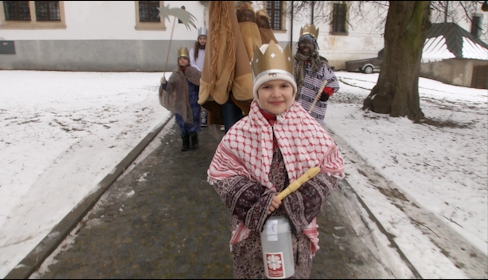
top-left (325, 72), bottom-right (488, 278)
top-left (0, 71), bottom-right (170, 278)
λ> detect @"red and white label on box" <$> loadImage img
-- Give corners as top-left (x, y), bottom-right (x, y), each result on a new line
top-left (265, 252), bottom-right (285, 278)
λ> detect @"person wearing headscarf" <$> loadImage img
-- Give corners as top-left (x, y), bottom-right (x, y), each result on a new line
top-left (294, 24), bottom-right (340, 124)
top-left (208, 40), bottom-right (345, 278)
top-left (159, 47), bottom-right (201, 151)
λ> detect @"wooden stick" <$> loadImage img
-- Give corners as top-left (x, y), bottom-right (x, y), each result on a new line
top-left (308, 80), bottom-right (328, 114)
top-left (163, 17), bottom-right (177, 77)
top-left (277, 167), bottom-right (320, 200)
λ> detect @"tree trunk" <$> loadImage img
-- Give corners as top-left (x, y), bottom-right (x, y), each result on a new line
top-left (362, 1), bottom-right (431, 122)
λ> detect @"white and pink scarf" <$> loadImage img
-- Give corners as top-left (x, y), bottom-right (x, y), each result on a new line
top-left (208, 100), bottom-right (345, 253)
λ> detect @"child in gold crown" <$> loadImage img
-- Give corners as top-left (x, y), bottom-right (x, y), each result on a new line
top-left (159, 47), bottom-right (201, 151)
top-left (207, 41), bottom-right (345, 278)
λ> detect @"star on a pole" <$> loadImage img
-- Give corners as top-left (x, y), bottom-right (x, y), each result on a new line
top-left (157, 4), bottom-right (197, 30)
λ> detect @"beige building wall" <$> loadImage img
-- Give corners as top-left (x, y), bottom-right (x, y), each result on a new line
top-left (420, 59), bottom-right (488, 88)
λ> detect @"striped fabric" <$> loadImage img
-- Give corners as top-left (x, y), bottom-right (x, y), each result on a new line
top-left (297, 61), bottom-right (340, 123)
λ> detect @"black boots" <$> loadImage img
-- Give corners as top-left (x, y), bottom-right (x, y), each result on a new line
top-left (181, 133), bottom-right (198, 152)
top-left (189, 133), bottom-right (198, 149)
top-left (181, 134), bottom-right (190, 151)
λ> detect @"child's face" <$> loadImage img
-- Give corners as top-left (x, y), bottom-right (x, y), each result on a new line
top-left (178, 57), bottom-right (189, 67)
top-left (257, 79), bottom-right (294, 115)
top-left (198, 36), bottom-right (207, 46)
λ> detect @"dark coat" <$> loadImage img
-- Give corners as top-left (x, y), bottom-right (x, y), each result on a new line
top-left (159, 65), bottom-right (201, 124)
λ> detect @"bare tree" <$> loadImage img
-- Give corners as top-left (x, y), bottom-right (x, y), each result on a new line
top-left (363, 1), bottom-right (431, 121)
top-left (283, 1), bottom-right (389, 33)
top-left (281, 1), bottom-right (484, 122)
top-left (282, 1), bottom-right (484, 41)
top-left (363, 1), bottom-right (483, 121)
top-left (430, 1), bottom-right (487, 37)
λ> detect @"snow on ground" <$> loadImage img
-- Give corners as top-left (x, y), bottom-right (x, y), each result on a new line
top-left (0, 70), bottom-right (486, 278)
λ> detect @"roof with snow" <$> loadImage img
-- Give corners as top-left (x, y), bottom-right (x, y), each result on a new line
top-left (422, 22), bottom-right (488, 63)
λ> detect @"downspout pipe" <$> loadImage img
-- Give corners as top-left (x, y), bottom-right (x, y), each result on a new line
top-left (311, 1), bottom-right (314, 24)
top-left (290, 1), bottom-right (294, 48)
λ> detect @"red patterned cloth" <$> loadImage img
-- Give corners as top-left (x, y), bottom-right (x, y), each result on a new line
top-left (208, 100), bottom-right (345, 253)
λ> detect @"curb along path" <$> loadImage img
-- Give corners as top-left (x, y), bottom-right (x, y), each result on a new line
top-left (4, 117), bottom-right (172, 279)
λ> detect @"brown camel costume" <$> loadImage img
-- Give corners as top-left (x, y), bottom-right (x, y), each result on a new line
top-left (198, 1), bottom-right (262, 125)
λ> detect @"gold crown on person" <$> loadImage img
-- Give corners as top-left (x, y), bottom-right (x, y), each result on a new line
top-left (252, 40), bottom-right (294, 78)
top-left (178, 47), bottom-right (189, 58)
top-left (300, 23), bottom-right (319, 39)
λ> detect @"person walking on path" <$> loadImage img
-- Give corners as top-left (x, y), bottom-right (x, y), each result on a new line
top-left (189, 27), bottom-right (209, 127)
top-left (207, 40), bottom-right (345, 278)
top-left (159, 47), bottom-right (201, 151)
top-left (294, 24), bottom-right (340, 124)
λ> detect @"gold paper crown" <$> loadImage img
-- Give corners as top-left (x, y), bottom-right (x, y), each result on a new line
top-left (300, 24), bottom-right (319, 39)
top-left (178, 47), bottom-right (189, 58)
top-left (251, 40), bottom-right (294, 78)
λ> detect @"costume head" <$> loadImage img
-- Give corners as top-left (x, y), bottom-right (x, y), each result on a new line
top-left (255, 9), bottom-right (270, 20)
top-left (236, 2), bottom-right (255, 23)
top-left (251, 40), bottom-right (297, 105)
top-left (298, 24), bottom-right (319, 50)
top-left (255, 9), bottom-right (271, 29)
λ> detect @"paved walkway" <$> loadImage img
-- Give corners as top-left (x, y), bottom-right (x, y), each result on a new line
top-left (15, 119), bottom-right (406, 279)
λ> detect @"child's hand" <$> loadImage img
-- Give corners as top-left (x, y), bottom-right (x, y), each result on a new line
top-left (267, 193), bottom-right (282, 215)
top-left (160, 75), bottom-right (167, 84)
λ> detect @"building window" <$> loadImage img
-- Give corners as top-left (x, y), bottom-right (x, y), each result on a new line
top-left (139, 1), bottom-right (160, 22)
top-left (266, 1), bottom-right (284, 30)
top-left (35, 1), bottom-right (60, 21)
top-left (3, 1), bottom-right (30, 20)
top-left (135, 1), bottom-right (165, 30)
top-left (0, 1), bottom-right (65, 29)
top-left (331, 3), bottom-right (347, 34)
top-left (470, 15), bottom-right (482, 38)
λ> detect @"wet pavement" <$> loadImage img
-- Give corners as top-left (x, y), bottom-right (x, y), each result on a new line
top-left (18, 119), bottom-right (406, 279)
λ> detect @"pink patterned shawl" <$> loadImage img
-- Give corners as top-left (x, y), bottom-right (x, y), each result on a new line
top-left (208, 100), bottom-right (345, 254)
